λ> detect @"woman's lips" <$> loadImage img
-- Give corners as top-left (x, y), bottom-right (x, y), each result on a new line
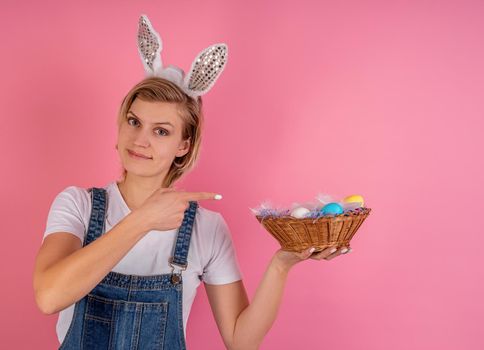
top-left (128, 149), bottom-right (152, 159)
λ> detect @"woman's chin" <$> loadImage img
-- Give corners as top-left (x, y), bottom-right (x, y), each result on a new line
top-left (122, 164), bottom-right (167, 178)
top-left (123, 164), bottom-right (149, 175)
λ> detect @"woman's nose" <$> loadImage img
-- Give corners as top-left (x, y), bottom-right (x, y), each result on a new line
top-left (133, 129), bottom-right (150, 147)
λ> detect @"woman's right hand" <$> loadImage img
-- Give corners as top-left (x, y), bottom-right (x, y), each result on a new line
top-left (132, 188), bottom-right (222, 232)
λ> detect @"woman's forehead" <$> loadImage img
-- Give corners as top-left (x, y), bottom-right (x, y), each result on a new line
top-left (129, 99), bottom-right (182, 127)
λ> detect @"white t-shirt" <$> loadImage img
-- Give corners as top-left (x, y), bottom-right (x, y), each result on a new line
top-left (42, 181), bottom-right (243, 344)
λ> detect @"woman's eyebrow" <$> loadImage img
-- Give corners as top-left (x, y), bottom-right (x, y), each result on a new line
top-left (127, 110), bottom-right (174, 127)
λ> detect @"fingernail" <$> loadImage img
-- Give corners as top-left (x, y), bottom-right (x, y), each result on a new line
top-left (341, 248), bottom-right (348, 254)
top-left (214, 194), bottom-right (222, 200)
top-left (309, 247), bottom-right (315, 253)
top-left (330, 247), bottom-right (337, 253)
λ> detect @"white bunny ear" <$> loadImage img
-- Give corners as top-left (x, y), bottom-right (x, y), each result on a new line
top-left (137, 14), bottom-right (163, 75)
top-left (184, 43), bottom-right (228, 97)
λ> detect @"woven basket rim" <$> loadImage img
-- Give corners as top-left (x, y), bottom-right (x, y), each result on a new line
top-left (255, 207), bottom-right (371, 221)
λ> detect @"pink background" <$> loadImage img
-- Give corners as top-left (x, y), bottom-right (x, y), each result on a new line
top-left (1, 0), bottom-right (483, 349)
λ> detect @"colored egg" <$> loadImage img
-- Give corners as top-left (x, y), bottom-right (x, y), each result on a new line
top-left (341, 202), bottom-right (362, 211)
top-left (290, 207), bottom-right (311, 218)
top-left (343, 194), bottom-right (364, 207)
top-left (320, 202), bottom-right (344, 215)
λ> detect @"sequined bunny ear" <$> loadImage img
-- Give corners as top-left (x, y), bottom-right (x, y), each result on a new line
top-left (136, 14), bottom-right (228, 99)
top-left (137, 15), bottom-right (163, 75)
top-left (184, 44), bottom-right (228, 97)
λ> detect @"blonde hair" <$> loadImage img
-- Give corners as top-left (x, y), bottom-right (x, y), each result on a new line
top-left (116, 77), bottom-right (204, 188)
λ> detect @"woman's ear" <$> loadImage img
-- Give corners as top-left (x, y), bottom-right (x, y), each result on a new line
top-left (176, 137), bottom-right (191, 157)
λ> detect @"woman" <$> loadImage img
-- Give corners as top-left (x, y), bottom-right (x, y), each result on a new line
top-left (33, 15), bottom-right (351, 350)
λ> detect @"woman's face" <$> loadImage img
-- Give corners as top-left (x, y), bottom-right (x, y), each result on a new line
top-left (117, 97), bottom-right (190, 179)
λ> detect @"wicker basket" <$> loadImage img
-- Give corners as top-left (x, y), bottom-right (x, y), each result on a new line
top-left (255, 208), bottom-right (371, 253)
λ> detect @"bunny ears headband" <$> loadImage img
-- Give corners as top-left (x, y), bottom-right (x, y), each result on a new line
top-left (137, 14), bottom-right (228, 99)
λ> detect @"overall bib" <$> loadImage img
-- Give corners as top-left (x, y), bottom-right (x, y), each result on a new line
top-left (59, 187), bottom-right (198, 350)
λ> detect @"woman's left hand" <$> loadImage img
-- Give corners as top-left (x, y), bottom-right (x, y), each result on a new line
top-left (272, 245), bottom-right (352, 272)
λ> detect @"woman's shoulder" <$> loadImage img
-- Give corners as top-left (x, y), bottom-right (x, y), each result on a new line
top-left (194, 205), bottom-right (235, 240)
top-left (50, 185), bottom-right (90, 211)
top-left (196, 204), bottom-right (216, 214)
top-left (43, 185), bottom-right (96, 243)
top-left (51, 183), bottom-right (111, 214)
top-left (57, 182), bottom-right (111, 197)
top-left (195, 205), bottom-right (224, 228)
top-left (54, 184), bottom-right (90, 200)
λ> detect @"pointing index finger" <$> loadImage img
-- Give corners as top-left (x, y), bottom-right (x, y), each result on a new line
top-left (182, 192), bottom-right (223, 201)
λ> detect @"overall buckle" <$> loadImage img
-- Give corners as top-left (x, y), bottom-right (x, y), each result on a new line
top-left (169, 257), bottom-right (187, 284)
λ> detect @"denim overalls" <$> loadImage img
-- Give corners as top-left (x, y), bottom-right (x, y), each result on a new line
top-left (59, 187), bottom-right (198, 350)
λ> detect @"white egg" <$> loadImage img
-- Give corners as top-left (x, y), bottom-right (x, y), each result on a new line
top-left (290, 206), bottom-right (311, 218)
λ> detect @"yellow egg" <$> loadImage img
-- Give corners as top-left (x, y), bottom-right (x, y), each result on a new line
top-left (343, 194), bottom-right (365, 207)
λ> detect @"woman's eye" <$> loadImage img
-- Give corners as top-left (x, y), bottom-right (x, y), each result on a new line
top-left (127, 117), bottom-right (139, 126)
top-left (155, 128), bottom-right (168, 136)
top-left (127, 117), bottom-right (168, 136)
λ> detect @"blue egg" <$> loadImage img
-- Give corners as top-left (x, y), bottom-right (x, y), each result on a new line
top-left (320, 203), bottom-right (344, 215)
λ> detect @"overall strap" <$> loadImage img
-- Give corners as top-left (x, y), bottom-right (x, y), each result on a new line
top-left (84, 187), bottom-right (107, 247)
top-left (169, 201), bottom-right (198, 280)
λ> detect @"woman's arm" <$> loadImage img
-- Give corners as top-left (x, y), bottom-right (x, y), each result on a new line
top-left (205, 246), bottom-right (347, 350)
top-left (33, 212), bottom-right (149, 315)
top-left (232, 255), bottom-right (291, 349)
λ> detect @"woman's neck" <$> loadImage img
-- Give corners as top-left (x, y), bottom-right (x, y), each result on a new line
top-left (116, 175), bottom-right (166, 211)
